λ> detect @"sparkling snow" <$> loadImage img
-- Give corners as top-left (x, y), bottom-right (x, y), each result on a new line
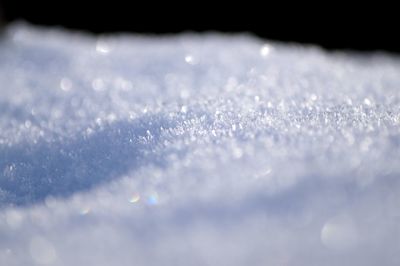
top-left (1, 22), bottom-right (400, 265)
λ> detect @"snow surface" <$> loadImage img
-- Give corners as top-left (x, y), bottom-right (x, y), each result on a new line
top-left (1, 22), bottom-right (400, 265)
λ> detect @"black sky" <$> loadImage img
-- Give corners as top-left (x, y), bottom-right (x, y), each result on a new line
top-left (0, 0), bottom-right (398, 53)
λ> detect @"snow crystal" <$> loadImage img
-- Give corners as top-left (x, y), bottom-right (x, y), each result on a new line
top-left (1, 22), bottom-right (400, 265)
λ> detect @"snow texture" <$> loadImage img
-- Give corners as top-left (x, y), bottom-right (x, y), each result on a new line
top-left (1, 22), bottom-right (400, 265)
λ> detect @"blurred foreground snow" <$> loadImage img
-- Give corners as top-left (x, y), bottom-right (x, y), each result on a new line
top-left (1, 23), bottom-right (400, 265)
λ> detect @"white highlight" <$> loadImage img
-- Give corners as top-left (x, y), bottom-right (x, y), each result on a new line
top-left (321, 216), bottom-right (359, 251)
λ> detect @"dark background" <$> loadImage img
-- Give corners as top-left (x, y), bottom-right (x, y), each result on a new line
top-left (0, 0), bottom-right (398, 53)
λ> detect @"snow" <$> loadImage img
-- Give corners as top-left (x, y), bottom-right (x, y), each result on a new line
top-left (1, 22), bottom-right (400, 265)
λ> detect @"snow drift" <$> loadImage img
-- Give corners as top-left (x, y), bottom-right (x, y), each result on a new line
top-left (1, 23), bottom-right (400, 265)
